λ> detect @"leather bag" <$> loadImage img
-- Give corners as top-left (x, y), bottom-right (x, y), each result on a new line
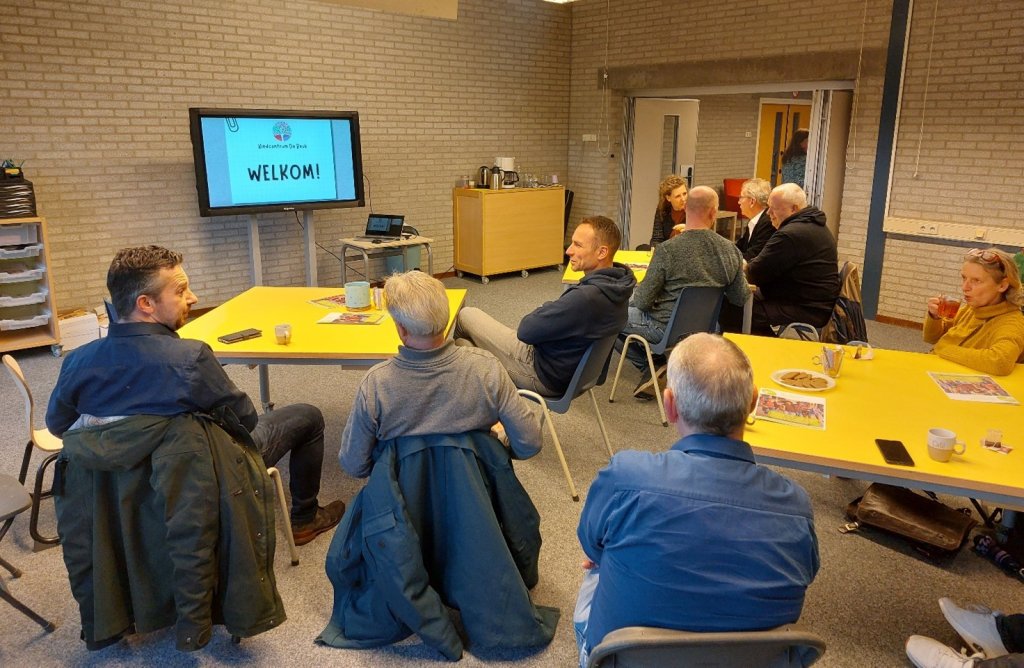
top-left (844, 483), bottom-right (976, 556)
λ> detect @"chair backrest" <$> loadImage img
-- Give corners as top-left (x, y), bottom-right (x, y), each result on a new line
top-left (587, 625), bottom-right (826, 668)
top-left (2, 355), bottom-right (35, 443)
top-left (547, 333), bottom-right (618, 413)
top-left (656, 286), bottom-right (727, 355)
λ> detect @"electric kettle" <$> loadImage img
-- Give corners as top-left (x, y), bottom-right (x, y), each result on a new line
top-left (478, 166), bottom-right (490, 188)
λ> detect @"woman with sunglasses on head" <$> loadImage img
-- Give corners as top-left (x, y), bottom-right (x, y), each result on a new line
top-left (923, 248), bottom-right (1024, 376)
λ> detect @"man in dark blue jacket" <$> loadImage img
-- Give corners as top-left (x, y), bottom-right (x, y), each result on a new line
top-left (46, 246), bottom-right (345, 546)
top-left (454, 216), bottom-right (636, 396)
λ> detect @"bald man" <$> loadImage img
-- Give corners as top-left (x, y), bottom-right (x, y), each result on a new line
top-left (744, 183), bottom-right (840, 336)
top-left (624, 186), bottom-right (750, 398)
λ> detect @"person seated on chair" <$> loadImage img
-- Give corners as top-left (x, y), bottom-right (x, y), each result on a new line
top-left (46, 245), bottom-right (345, 546)
top-left (454, 216), bottom-right (635, 397)
top-left (340, 270), bottom-right (543, 477)
top-left (906, 597), bottom-right (1024, 668)
top-left (622, 186), bottom-right (750, 399)
top-left (573, 333), bottom-right (820, 668)
top-left (745, 183), bottom-right (840, 336)
top-left (650, 174), bottom-right (688, 246)
top-left (735, 177), bottom-right (775, 261)
top-left (923, 248), bottom-right (1024, 376)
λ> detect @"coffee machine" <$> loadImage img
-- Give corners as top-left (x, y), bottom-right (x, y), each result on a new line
top-left (496, 157), bottom-right (518, 188)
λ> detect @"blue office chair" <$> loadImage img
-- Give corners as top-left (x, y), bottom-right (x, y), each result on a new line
top-left (517, 333), bottom-right (618, 502)
top-left (586, 624), bottom-right (825, 668)
top-left (608, 286), bottom-right (726, 427)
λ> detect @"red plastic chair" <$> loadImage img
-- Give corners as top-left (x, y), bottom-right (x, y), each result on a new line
top-left (723, 178), bottom-right (747, 215)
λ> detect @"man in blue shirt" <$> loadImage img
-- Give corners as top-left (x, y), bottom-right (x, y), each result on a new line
top-left (46, 245), bottom-right (345, 546)
top-left (574, 333), bottom-right (820, 666)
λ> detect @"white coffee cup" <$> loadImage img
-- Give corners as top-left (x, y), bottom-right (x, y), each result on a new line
top-left (927, 428), bottom-right (966, 462)
top-left (345, 281), bottom-right (371, 310)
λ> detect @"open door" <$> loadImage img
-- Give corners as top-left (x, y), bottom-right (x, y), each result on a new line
top-left (756, 102), bottom-right (812, 186)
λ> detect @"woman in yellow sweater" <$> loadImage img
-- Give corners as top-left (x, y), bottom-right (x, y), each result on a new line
top-left (923, 248), bottom-right (1024, 376)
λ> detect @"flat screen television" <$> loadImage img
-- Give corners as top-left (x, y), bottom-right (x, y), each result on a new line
top-left (188, 108), bottom-right (364, 217)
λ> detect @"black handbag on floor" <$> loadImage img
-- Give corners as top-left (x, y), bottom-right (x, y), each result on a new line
top-left (843, 483), bottom-right (976, 558)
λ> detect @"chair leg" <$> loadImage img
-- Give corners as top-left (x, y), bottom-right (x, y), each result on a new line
top-left (0, 576), bottom-right (56, 632)
top-left (588, 390), bottom-right (614, 458)
top-left (29, 454), bottom-right (60, 546)
top-left (268, 467), bottom-right (299, 566)
top-left (0, 552), bottom-right (22, 578)
top-left (17, 440), bottom-right (33, 484)
top-left (518, 390), bottom-right (579, 502)
top-left (608, 334), bottom-right (645, 403)
top-left (639, 343), bottom-right (669, 428)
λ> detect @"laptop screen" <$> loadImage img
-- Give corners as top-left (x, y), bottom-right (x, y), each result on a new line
top-left (365, 214), bottom-right (404, 237)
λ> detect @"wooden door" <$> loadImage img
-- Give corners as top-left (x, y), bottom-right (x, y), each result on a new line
top-left (756, 103), bottom-right (811, 186)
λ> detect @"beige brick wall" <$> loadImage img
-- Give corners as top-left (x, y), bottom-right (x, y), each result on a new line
top-left (692, 94), bottom-right (760, 192)
top-left (1, 0), bottom-right (571, 310)
top-left (568, 0), bottom-right (1024, 323)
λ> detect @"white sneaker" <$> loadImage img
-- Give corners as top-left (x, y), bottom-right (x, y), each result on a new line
top-left (906, 636), bottom-right (983, 668)
top-left (939, 597), bottom-right (1009, 658)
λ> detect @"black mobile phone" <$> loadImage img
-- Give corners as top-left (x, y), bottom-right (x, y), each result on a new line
top-left (875, 438), bottom-right (915, 467)
top-left (217, 328), bottom-right (262, 344)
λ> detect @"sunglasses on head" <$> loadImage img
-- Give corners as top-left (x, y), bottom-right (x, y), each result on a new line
top-left (967, 248), bottom-right (1002, 265)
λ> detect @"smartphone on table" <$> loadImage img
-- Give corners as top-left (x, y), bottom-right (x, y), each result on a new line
top-left (217, 328), bottom-right (262, 344)
top-left (875, 438), bottom-right (914, 467)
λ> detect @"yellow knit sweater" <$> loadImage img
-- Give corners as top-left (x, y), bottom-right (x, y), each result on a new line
top-left (922, 300), bottom-right (1024, 376)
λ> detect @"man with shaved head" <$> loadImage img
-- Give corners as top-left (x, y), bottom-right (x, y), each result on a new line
top-left (745, 183), bottom-right (840, 336)
top-left (623, 185), bottom-right (750, 398)
top-left (573, 333), bottom-right (819, 667)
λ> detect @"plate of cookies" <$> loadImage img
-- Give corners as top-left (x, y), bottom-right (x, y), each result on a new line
top-left (770, 369), bottom-right (836, 392)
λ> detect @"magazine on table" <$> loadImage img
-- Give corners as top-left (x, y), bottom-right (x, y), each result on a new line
top-left (754, 388), bottom-right (826, 430)
top-left (317, 312), bottom-right (386, 325)
top-left (927, 372), bottom-right (1019, 405)
top-left (309, 294), bottom-right (348, 309)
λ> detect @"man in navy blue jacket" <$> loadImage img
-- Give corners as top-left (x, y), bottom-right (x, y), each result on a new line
top-left (454, 216), bottom-right (635, 396)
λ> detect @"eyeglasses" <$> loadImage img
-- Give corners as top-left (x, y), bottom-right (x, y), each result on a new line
top-left (967, 248), bottom-right (1001, 264)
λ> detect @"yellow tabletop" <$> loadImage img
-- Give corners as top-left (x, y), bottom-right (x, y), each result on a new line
top-left (179, 286), bottom-right (467, 363)
top-left (562, 249), bottom-right (653, 284)
top-left (728, 333), bottom-right (1024, 506)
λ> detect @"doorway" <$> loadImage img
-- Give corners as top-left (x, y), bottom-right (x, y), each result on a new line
top-left (756, 101), bottom-right (813, 186)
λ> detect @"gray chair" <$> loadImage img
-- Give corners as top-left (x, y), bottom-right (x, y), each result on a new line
top-left (3, 354), bottom-right (61, 546)
top-left (608, 286), bottom-right (726, 426)
top-left (586, 624), bottom-right (826, 668)
top-left (517, 333), bottom-right (618, 502)
top-left (0, 474), bottom-right (57, 632)
top-left (777, 322), bottom-right (821, 341)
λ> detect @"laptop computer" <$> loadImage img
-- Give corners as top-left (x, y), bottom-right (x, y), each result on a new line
top-left (355, 213), bottom-right (405, 241)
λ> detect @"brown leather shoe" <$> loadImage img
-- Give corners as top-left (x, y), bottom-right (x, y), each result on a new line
top-left (292, 500), bottom-right (346, 546)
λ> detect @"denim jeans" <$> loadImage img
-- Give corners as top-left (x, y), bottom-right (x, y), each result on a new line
top-left (619, 307), bottom-right (665, 372)
top-left (453, 306), bottom-right (558, 396)
top-left (251, 403), bottom-right (325, 524)
top-left (573, 567), bottom-right (601, 668)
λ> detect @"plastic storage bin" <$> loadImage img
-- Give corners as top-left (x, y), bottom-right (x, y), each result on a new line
top-left (0, 243), bottom-right (43, 260)
top-left (0, 224), bottom-right (38, 246)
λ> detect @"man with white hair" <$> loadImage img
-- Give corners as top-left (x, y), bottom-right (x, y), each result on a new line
top-left (745, 183), bottom-right (840, 336)
top-left (572, 333), bottom-right (819, 667)
top-left (339, 270), bottom-right (542, 477)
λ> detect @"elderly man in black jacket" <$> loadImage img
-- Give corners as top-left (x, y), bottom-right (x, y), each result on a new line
top-left (745, 183), bottom-right (840, 336)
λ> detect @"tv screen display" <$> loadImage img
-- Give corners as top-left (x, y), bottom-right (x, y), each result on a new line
top-left (188, 108), bottom-right (364, 217)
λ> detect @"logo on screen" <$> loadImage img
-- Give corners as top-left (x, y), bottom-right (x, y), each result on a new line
top-left (272, 122), bottom-right (292, 142)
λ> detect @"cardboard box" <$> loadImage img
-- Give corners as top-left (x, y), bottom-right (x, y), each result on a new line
top-left (58, 312), bottom-right (100, 352)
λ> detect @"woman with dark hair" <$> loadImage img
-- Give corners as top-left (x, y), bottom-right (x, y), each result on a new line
top-left (923, 247), bottom-right (1024, 376)
top-left (780, 129), bottom-right (809, 188)
top-left (649, 175), bottom-right (687, 246)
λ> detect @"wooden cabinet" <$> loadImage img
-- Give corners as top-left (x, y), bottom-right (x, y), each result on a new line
top-left (453, 187), bottom-right (564, 283)
top-left (0, 217), bottom-right (60, 354)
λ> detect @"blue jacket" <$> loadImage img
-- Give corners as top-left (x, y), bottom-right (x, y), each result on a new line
top-left (317, 431), bottom-right (559, 659)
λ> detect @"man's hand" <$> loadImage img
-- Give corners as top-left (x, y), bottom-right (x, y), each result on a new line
top-left (490, 422), bottom-right (510, 448)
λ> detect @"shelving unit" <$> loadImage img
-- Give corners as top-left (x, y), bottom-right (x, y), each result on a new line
top-left (0, 217), bottom-right (60, 355)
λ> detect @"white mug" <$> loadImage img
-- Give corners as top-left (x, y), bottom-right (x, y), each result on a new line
top-left (927, 427), bottom-right (966, 463)
top-left (344, 281), bottom-right (371, 310)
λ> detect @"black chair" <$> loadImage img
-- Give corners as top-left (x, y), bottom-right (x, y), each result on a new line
top-left (608, 286), bottom-right (726, 426)
top-left (517, 333), bottom-right (617, 502)
top-left (586, 624), bottom-right (825, 668)
top-left (0, 473), bottom-right (56, 632)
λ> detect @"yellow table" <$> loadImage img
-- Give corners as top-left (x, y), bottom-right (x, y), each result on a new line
top-left (728, 333), bottom-right (1024, 507)
top-left (562, 249), bottom-right (653, 284)
top-left (179, 286), bottom-right (467, 408)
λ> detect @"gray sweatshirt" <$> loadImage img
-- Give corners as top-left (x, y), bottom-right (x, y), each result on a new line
top-left (339, 341), bottom-right (543, 478)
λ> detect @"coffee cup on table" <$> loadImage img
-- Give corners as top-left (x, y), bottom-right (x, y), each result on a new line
top-left (927, 428), bottom-right (966, 462)
top-left (345, 281), bottom-right (371, 310)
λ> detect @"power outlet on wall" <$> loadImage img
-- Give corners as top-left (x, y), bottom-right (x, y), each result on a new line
top-left (918, 223), bottom-right (938, 235)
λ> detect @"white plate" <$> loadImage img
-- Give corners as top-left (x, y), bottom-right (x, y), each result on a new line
top-left (770, 368), bottom-right (836, 392)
